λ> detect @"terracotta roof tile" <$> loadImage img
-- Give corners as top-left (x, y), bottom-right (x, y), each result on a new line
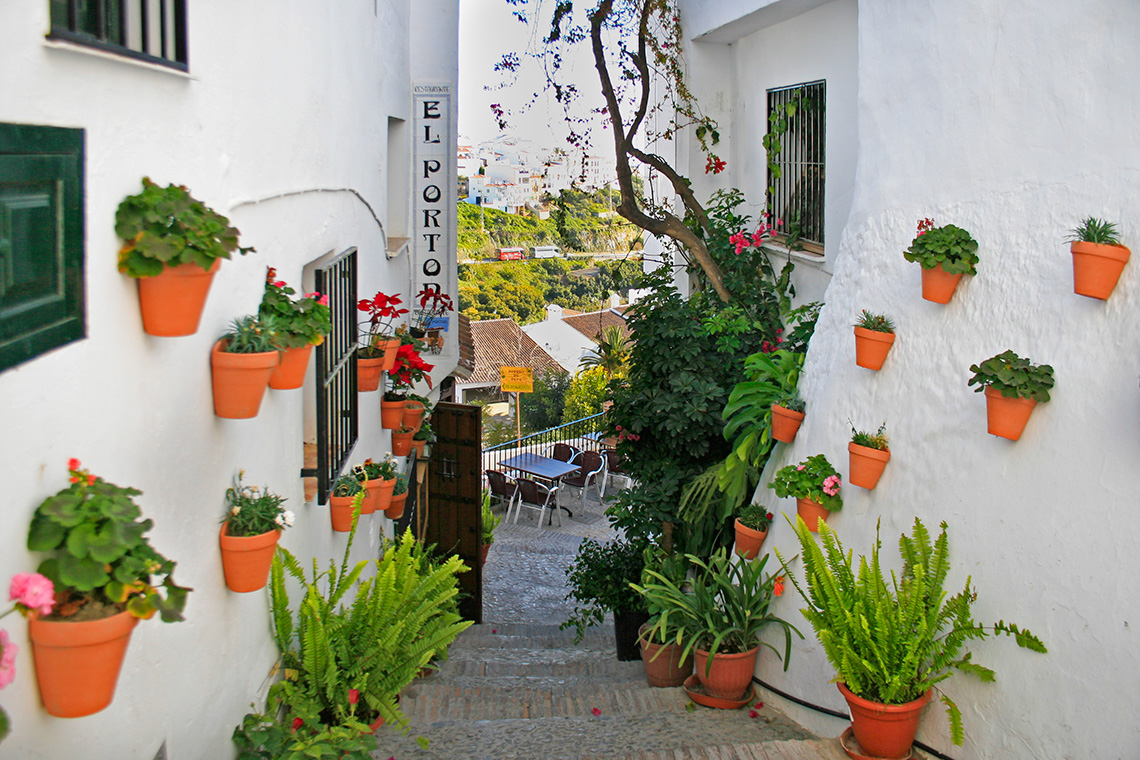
top-left (561, 309), bottom-right (630, 342)
top-left (470, 319), bottom-right (567, 385)
top-left (456, 313), bottom-right (476, 376)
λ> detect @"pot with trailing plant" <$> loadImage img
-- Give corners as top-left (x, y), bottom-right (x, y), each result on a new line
top-left (562, 539), bottom-right (649, 662)
top-left (903, 218), bottom-right (979, 304)
top-left (769, 454), bottom-right (843, 532)
top-left (329, 476), bottom-right (365, 533)
top-left (1068, 216), bottom-right (1130, 300)
top-left (116, 178), bottom-right (254, 336)
top-left (734, 503), bottom-right (774, 560)
top-left (219, 473), bottom-right (294, 593)
top-left (633, 549), bottom-right (800, 704)
top-left (23, 460), bottom-right (190, 717)
top-left (848, 423), bottom-right (890, 490)
top-left (383, 341), bottom-right (434, 429)
top-left (853, 311), bottom-right (896, 371)
top-left (967, 350), bottom-right (1054, 441)
top-left (479, 489), bottom-right (501, 567)
top-left (211, 315), bottom-right (282, 419)
top-left (356, 290), bottom-right (408, 391)
top-left (258, 268), bottom-right (331, 390)
top-left (777, 516), bottom-right (1047, 759)
top-left (353, 456), bottom-right (397, 515)
top-left (385, 474), bottom-right (410, 520)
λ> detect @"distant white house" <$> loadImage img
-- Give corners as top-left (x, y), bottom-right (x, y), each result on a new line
top-left (523, 298), bottom-right (630, 375)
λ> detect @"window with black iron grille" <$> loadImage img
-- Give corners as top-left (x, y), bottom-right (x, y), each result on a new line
top-left (48, 0), bottom-right (188, 71)
top-left (766, 80), bottom-right (825, 254)
top-left (304, 248), bottom-right (358, 504)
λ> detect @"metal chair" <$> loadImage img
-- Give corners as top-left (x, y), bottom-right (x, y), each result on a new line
top-left (603, 449), bottom-right (631, 495)
top-left (511, 477), bottom-right (561, 527)
top-left (560, 450), bottom-right (606, 512)
top-left (485, 469), bottom-right (518, 513)
top-left (543, 442), bottom-right (580, 462)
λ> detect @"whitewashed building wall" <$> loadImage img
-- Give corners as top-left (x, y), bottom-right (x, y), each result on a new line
top-left (0, 1), bottom-right (458, 758)
top-left (682, 0), bottom-right (1140, 757)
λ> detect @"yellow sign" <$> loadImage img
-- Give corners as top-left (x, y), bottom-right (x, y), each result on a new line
top-left (500, 366), bottom-right (533, 393)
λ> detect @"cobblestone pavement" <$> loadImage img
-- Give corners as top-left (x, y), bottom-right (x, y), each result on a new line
top-left (371, 489), bottom-right (849, 760)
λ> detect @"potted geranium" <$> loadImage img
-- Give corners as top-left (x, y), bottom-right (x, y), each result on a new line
top-left (967, 350), bottom-right (1055, 441)
top-left (258, 268), bottom-right (331, 390)
top-left (848, 423), bottom-right (890, 490)
top-left (211, 315), bottom-right (283, 419)
top-left (352, 456), bottom-right (397, 514)
top-left (24, 459), bottom-right (190, 717)
top-left (383, 343), bottom-right (434, 430)
top-left (1068, 216), bottom-right (1130, 300)
top-left (634, 549), bottom-right (800, 704)
top-left (329, 476), bottom-right (365, 533)
top-left (116, 178), bottom-right (254, 336)
top-left (853, 311), bottom-right (896, 371)
top-left (3, 572), bottom-right (56, 739)
top-left (769, 454), bottom-right (843, 532)
top-left (386, 474), bottom-right (411, 520)
top-left (220, 473), bottom-right (294, 593)
top-left (903, 217), bottom-right (979, 303)
top-left (562, 539), bottom-right (649, 662)
top-left (734, 503), bottom-right (774, 560)
top-left (777, 517), bottom-right (1046, 758)
top-left (357, 291), bottom-right (408, 390)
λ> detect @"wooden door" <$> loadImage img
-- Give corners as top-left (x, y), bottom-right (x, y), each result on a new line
top-left (422, 402), bottom-right (482, 623)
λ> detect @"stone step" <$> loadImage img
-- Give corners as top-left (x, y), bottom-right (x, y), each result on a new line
top-left (452, 622), bottom-right (615, 649)
top-left (371, 706), bottom-right (832, 760)
top-left (400, 683), bottom-right (686, 721)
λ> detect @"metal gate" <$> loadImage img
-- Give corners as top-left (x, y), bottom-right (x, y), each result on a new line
top-left (421, 402), bottom-right (483, 623)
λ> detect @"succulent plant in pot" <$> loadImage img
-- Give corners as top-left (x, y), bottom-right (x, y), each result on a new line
top-left (1068, 216), bottom-right (1130, 300)
top-left (903, 217), bottom-right (979, 303)
top-left (733, 502), bottom-right (775, 560)
top-left (211, 315), bottom-right (284, 419)
top-left (220, 473), bottom-right (294, 593)
top-left (967, 350), bottom-right (1054, 441)
top-left (769, 454), bottom-right (842, 532)
top-left (849, 422), bottom-right (890, 490)
top-left (853, 310), bottom-right (896, 370)
top-left (329, 475), bottom-right (365, 533)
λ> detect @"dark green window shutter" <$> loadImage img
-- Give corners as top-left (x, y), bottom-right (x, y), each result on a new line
top-left (0, 123), bottom-right (85, 373)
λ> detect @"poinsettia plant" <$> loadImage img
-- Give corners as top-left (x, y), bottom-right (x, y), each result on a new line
top-left (259, 268), bottom-right (331, 348)
top-left (769, 454), bottom-right (843, 511)
top-left (385, 344), bottom-right (434, 398)
top-left (357, 291), bottom-right (409, 358)
top-left (411, 286), bottom-right (455, 333)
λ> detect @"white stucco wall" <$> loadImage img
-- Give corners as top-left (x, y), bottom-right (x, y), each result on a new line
top-left (697, 0), bottom-right (1140, 757)
top-left (0, 1), bottom-right (457, 758)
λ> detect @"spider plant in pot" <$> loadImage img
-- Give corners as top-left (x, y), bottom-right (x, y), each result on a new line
top-left (632, 549), bottom-right (801, 702)
top-left (1068, 216), bottom-right (1130, 300)
top-left (24, 459), bottom-right (190, 717)
top-left (734, 503), bottom-right (775, 560)
top-left (769, 454), bottom-right (842, 532)
top-left (776, 516), bottom-right (1046, 759)
top-left (356, 290), bottom-right (408, 390)
top-left (853, 311), bottom-right (896, 371)
top-left (967, 350), bottom-right (1054, 441)
top-left (211, 315), bottom-right (283, 419)
top-left (116, 177), bottom-right (253, 336)
top-left (635, 548), bottom-right (694, 688)
top-left (903, 218), bottom-right (979, 303)
top-left (329, 476), bottom-right (365, 533)
top-left (259, 267), bottom-right (331, 390)
top-left (220, 473), bottom-right (294, 593)
top-left (561, 538), bottom-right (649, 661)
top-left (848, 423), bottom-right (890, 490)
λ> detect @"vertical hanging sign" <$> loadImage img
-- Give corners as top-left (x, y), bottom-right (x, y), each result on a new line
top-left (412, 83), bottom-right (455, 336)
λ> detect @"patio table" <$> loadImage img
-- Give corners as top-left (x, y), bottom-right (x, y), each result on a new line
top-left (499, 453), bottom-right (581, 518)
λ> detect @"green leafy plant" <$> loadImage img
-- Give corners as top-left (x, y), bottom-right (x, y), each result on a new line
top-left (352, 455), bottom-right (397, 483)
top-left (853, 310), bottom-right (895, 334)
top-left (221, 315), bottom-right (283, 354)
top-left (776, 516), bottom-right (1047, 745)
top-left (223, 473), bottom-right (293, 537)
top-left (413, 420), bottom-right (436, 444)
top-left (232, 708), bottom-right (377, 760)
top-left (561, 539), bottom-right (646, 643)
top-left (258, 268), bottom-right (331, 348)
top-left (26, 459), bottom-right (190, 622)
top-left (1068, 216), bottom-right (1121, 245)
top-left (633, 549), bottom-right (801, 669)
top-left (851, 423), bottom-right (889, 451)
top-left (903, 218), bottom-right (979, 275)
top-left (393, 473), bottom-right (409, 498)
top-left (116, 177), bottom-right (254, 278)
top-left (769, 454), bottom-right (843, 511)
top-left (737, 502), bottom-right (774, 532)
top-left (967, 350), bottom-right (1055, 402)
top-left (332, 474), bottom-right (362, 497)
top-left (481, 489), bottom-right (501, 546)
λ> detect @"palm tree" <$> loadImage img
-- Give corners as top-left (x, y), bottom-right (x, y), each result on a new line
top-left (581, 325), bottom-right (630, 379)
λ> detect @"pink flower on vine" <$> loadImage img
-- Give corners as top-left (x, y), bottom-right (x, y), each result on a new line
top-left (705, 155), bottom-right (726, 174)
top-left (729, 232), bottom-right (751, 255)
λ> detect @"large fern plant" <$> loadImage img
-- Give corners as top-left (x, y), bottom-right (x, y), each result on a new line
top-left (776, 516), bottom-right (1046, 746)
top-left (266, 497), bottom-right (472, 736)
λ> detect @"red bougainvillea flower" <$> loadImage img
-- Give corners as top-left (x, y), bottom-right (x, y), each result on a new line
top-left (348, 688), bottom-right (360, 705)
top-left (748, 709), bottom-right (759, 718)
top-left (704, 155), bottom-right (726, 174)
top-left (729, 231), bottom-right (751, 255)
top-left (291, 717), bottom-right (303, 732)
top-left (754, 701), bottom-right (764, 709)
top-left (591, 707), bottom-right (602, 716)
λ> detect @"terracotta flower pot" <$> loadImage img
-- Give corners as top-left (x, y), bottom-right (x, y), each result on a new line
top-left (136, 259), bottom-right (219, 336)
top-left (329, 494), bottom-right (358, 532)
top-left (357, 356), bottom-right (385, 392)
top-left (796, 497), bottom-right (830, 533)
top-left (733, 519), bottom-right (769, 560)
top-left (411, 438), bottom-right (426, 458)
top-left (770, 404), bottom-right (804, 443)
top-left (638, 624), bottom-right (693, 688)
top-left (853, 327), bottom-right (896, 371)
top-left (210, 341), bottom-right (279, 419)
top-left (838, 682), bottom-right (932, 760)
top-left (219, 523), bottom-right (281, 593)
top-left (269, 343), bottom-right (314, 390)
top-left (377, 337), bottom-right (401, 372)
top-left (478, 542), bottom-right (490, 568)
top-left (1072, 241), bottom-right (1130, 300)
top-left (385, 490), bottom-right (407, 520)
top-left (848, 442), bottom-right (891, 490)
top-left (381, 399), bottom-right (406, 429)
top-left (29, 610), bottom-right (139, 717)
top-left (403, 400), bottom-right (426, 432)
top-left (361, 478), bottom-right (381, 514)
top-left (983, 385), bottom-right (1037, 441)
top-left (693, 646), bottom-right (758, 700)
top-left (392, 429), bottom-right (415, 456)
top-left (375, 476), bottom-right (397, 513)
top-left (920, 263), bottom-right (964, 304)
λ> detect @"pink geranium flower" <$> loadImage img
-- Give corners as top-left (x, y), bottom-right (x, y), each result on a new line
top-left (0, 630), bottom-right (16, 689)
top-left (822, 475), bottom-right (841, 497)
top-left (9, 572), bottom-right (55, 617)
